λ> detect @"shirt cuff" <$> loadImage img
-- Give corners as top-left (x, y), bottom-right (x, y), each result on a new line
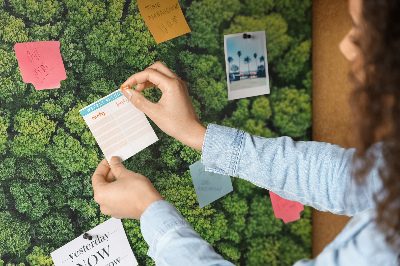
top-left (201, 124), bottom-right (244, 177)
top-left (140, 200), bottom-right (192, 259)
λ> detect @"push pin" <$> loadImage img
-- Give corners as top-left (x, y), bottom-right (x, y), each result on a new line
top-left (83, 233), bottom-right (96, 240)
top-left (120, 85), bottom-right (130, 92)
top-left (243, 33), bottom-right (252, 39)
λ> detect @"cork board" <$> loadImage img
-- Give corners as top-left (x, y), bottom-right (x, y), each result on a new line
top-left (312, 0), bottom-right (353, 257)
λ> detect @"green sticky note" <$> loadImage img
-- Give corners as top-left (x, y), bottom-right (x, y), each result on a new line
top-left (189, 161), bottom-right (233, 208)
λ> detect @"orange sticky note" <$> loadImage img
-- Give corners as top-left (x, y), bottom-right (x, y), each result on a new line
top-left (270, 191), bottom-right (304, 223)
top-left (137, 0), bottom-right (191, 44)
top-left (14, 41), bottom-right (67, 90)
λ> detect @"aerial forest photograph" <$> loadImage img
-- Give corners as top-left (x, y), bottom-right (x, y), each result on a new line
top-left (0, 0), bottom-right (312, 265)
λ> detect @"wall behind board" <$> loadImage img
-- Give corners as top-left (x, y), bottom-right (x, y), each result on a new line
top-left (312, 0), bottom-right (353, 257)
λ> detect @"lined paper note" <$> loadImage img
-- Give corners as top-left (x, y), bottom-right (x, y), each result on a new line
top-left (14, 41), bottom-right (67, 90)
top-left (80, 90), bottom-right (158, 162)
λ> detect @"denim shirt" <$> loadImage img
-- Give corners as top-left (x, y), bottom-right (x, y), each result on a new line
top-left (140, 124), bottom-right (399, 265)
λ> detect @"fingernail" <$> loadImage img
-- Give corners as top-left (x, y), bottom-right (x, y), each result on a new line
top-left (123, 89), bottom-right (133, 100)
top-left (110, 156), bottom-right (122, 165)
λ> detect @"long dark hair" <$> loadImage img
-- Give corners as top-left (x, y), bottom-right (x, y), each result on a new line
top-left (349, 0), bottom-right (400, 254)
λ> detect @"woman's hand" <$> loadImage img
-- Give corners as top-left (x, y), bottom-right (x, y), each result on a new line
top-left (91, 157), bottom-right (164, 220)
top-left (120, 61), bottom-right (207, 152)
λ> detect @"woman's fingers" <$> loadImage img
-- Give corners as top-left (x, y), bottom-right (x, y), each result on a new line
top-left (135, 81), bottom-right (157, 92)
top-left (121, 88), bottom-right (159, 117)
top-left (91, 157), bottom-right (164, 220)
top-left (120, 61), bottom-right (178, 92)
top-left (92, 158), bottom-right (110, 192)
top-left (119, 62), bottom-right (206, 151)
top-left (105, 168), bottom-right (116, 183)
top-left (120, 68), bottom-right (176, 94)
top-left (146, 61), bottom-right (179, 79)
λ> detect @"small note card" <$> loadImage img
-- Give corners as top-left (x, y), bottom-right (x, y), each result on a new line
top-left (189, 161), bottom-right (233, 208)
top-left (270, 191), bottom-right (304, 223)
top-left (14, 41), bottom-right (67, 90)
top-left (51, 218), bottom-right (138, 266)
top-left (137, 0), bottom-right (191, 44)
top-left (80, 90), bottom-right (158, 162)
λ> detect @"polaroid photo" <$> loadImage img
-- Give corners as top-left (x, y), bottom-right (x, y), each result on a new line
top-left (224, 30), bottom-right (270, 100)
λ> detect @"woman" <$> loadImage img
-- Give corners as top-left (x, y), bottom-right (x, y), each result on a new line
top-left (91, 0), bottom-right (400, 264)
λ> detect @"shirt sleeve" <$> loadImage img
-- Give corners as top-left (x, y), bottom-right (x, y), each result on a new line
top-left (292, 209), bottom-right (399, 266)
top-left (201, 124), bottom-right (384, 216)
top-left (140, 200), bottom-right (235, 266)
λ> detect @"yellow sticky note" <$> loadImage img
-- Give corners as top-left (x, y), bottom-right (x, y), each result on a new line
top-left (137, 0), bottom-right (191, 44)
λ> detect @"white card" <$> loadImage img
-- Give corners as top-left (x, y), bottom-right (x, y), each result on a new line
top-left (80, 90), bottom-right (158, 162)
top-left (51, 218), bottom-right (138, 266)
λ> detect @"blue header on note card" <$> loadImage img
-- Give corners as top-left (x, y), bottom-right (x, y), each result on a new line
top-left (80, 90), bottom-right (123, 117)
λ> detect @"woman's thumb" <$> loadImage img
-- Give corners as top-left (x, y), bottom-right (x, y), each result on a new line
top-left (122, 88), bottom-right (154, 115)
top-left (109, 156), bottom-right (127, 178)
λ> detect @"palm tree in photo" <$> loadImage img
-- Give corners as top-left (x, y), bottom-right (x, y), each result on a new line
top-left (237, 51), bottom-right (242, 77)
top-left (260, 55), bottom-right (266, 76)
top-left (244, 56), bottom-right (251, 78)
top-left (227, 56), bottom-right (233, 73)
top-left (253, 53), bottom-right (257, 74)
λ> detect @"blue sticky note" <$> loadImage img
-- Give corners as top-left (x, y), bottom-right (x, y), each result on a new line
top-left (189, 161), bottom-right (233, 208)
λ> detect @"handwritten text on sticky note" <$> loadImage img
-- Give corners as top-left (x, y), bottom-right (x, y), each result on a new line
top-left (270, 191), bottom-right (304, 223)
top-left (51, 218), bottom-right (138, 266)
top-left (137, 0), bottom-right (191, 44)
top-left (189, 161), bottom-right (233, 208)
top-left (14, 41), bottom-right (67, 90)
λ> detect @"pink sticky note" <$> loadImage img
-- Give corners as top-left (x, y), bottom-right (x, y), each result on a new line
top-left (14, 41), bottom-right (67, 90)
top-left (270, 191), bottom-right (304, 223)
